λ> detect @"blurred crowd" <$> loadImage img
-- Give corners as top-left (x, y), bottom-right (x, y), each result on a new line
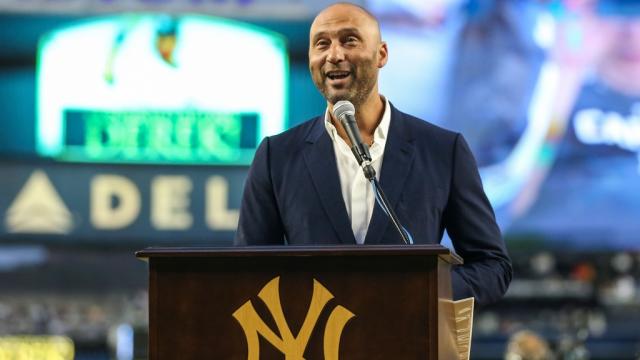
top-left (0, 292), bottom-right (147, 348)
top-left (478, 250), bottom-right (640, 359)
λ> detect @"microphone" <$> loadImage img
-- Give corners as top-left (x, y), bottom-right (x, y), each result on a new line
top-left (332, 100), bottom-right (412, 244)
top-left (332, 100), bottom-right (376, 180)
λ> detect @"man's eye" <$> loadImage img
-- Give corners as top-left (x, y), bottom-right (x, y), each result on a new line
top-left (316, 40), bottom-right (329, 48)
top-left (343, 37), bottom-right (359, 47)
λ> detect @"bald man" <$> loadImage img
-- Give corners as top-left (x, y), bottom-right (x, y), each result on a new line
top-left (235, 3), bottom-right (512, 307)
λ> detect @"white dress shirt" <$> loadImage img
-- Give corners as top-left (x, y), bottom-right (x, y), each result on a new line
top-left (324, 97), bottom-right (391, 244)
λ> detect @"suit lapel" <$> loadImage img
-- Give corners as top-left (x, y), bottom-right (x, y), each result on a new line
top-left (364, 106), bottom-right (415, 245)
top-left (303, 118), bottom-right (356, 244)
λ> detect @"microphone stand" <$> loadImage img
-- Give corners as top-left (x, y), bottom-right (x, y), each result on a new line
top-left (359, 161), bottom-right (412, 245)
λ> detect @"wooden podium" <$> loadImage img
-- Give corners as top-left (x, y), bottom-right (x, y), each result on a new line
top-left (136, 245), bottom-right (463, 359)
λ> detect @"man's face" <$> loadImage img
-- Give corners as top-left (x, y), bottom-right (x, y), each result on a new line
top-left (308, 5), bottom-right (387, 106)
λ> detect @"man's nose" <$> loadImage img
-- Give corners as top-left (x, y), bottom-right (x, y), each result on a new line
top-left (326, 44), bottom-right (345, 63)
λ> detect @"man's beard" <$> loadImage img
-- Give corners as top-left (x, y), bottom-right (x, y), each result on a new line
top-left (315, 58), bottom-right (378, 107)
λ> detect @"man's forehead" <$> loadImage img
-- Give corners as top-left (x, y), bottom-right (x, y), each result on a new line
top-left (311, 26), bottom-right (363, 40)
top-left (310, 4), bottom-right (380, 39)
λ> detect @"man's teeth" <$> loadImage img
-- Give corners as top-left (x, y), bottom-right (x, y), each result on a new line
top-left (327, 72), bottom-right (349, 80)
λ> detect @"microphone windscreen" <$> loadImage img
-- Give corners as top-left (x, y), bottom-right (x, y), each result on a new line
top-left (332, 100), bottom-right (355, 120)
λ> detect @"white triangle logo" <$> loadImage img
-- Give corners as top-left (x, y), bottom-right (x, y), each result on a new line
top-left (5, 170), bottom-right (74, 234)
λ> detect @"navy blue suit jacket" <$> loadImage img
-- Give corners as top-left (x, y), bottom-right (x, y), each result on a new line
top-left (235, 104), bottom-right (512, 306)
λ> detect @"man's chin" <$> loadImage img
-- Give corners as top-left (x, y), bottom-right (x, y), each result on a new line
top-left (323, 90), bottom-right (352, 105)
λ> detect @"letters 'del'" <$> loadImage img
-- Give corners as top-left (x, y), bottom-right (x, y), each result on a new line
top-left (232, 277), bottom-right (355, 360)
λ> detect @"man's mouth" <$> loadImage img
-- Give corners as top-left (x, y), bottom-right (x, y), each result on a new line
top-left (326, 70), bottom-right (351, 80)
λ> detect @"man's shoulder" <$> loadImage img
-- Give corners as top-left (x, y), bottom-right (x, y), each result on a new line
top-left (392, 106), bottom-right (459, 144)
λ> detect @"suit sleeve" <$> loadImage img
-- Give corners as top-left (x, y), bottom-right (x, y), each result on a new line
top-left (234, 137), bottom-right (286, 245)
top-left (443, 134), bottom-right (513, 306)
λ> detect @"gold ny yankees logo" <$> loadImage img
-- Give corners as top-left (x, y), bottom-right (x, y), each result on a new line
top-left (232, 277), bottom-right (355, 360)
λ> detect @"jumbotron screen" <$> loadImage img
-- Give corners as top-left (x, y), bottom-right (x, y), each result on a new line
top-left (36, 14), bottom-right (288, 165)
top-left (372, 0), bottom-right (640, 250)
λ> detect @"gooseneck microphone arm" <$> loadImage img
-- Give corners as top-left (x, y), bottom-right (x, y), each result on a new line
top-left (370, 177), bottom-right (412, 245)
top-left (332, 100), bottom-right (413, 245)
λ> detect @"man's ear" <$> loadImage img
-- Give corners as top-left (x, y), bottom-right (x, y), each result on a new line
top-left (378, 41), bottom-right (388, 68)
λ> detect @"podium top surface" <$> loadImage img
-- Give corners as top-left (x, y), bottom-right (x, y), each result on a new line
top-left (136, 244), bottom-right (462, 264)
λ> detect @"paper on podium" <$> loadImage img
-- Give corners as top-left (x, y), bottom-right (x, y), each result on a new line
top-left (452, 297), bottom-right (474, 360)
top-left (440, 297), bottom-right (474, 360)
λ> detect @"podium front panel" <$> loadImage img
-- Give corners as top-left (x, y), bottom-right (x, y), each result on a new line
top-left (140, 245), bottom-right (458, 360)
